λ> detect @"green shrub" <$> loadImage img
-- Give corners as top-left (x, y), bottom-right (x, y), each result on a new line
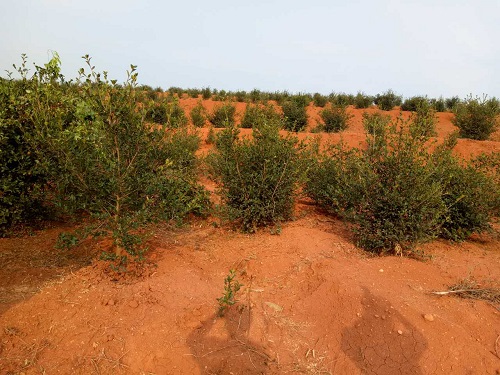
top-left (234, 90), bottom-right (248, 102)
top-left (209, 102), bottom-right (236, 128)
top-left (409, 101), bottom-right (438, 138)
top-left (307, 118), bottom-right (447, 254)
top-left (0, 59), bottom-right (56, 234)
top-left (201, 87), bottom-right (212, 100)
top-left (401, 96), bottom-right (428, 112)
top-left (240, 103), bottom-right (282, 129)
top-left (430, 97), bottom-right (446, 112)
top-left (187, 88), bottom-right (200, 98)
top-left (213, 90), bottom-right (228, 101)
top-left (208, 122), bottom-right (306, 232)
top-left (168, 86), bottom-right (184, 97)
top-left (445, 96), bottom-right (461, 111)
top-left (318, 104), bottom-right (353, 132)
top-left (313, 93), bottom-right (328, 107)
top-left (190, 101), bottom-right (206, 128)
top-left (281, 98), bottom-right (308, 132)
top-left (354, 92), bottom-right (373, 109)
top-left (307, 117), bottom-right (499, 254)
top-left (438, 159), bottom-right (499, 241)
top-left (452, 95), bottom-right (499, 140)
top-left (145, 97), bottom-right (188, 128)
top-left (3, 55), bottom-right (209, 258)
top-left (362, 111), bottom-right (391, 137)
top-left (375, 90), bottom-right (402, 111)
top-left (329, 92), bottom-right (355, 107)
top-left (249, 89), bottom-right (263, 103)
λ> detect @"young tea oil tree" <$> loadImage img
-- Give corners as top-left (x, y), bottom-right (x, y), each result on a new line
top-left (0, 54), bottom-right (62, 235)
top-left (452, 95), bottom-right (499, 140)
top-left (318, 104), bottom-right (353, 133)
top-left (208, 119), bottom-right (307, 232)
top-left (22, 55), bottom-right (207, 260)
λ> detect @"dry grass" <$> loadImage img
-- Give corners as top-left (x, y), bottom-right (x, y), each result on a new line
top-left (432, 277), bottom-right (500, 309)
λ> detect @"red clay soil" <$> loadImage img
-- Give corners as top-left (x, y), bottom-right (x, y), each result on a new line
top-left (1, 102), bottom-right (500, 374)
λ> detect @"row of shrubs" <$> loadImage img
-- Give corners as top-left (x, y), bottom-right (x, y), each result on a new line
top-left (208, 117), bottom-right (499, 255)
top-left (2, 55), bottom-right (499, 260)
top-left (149, 94), bottom-right (499, 141)
top-left (143, 84), bottom-right (496, 114)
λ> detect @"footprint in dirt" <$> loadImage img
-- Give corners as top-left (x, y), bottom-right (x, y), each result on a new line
top-left (341, 287), bottom-right (428, 375)
top-left (187, 305), bottom-right (273, 374)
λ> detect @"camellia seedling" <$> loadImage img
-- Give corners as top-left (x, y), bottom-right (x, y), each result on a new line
top-left (217, 269), bottom-right (242, 317)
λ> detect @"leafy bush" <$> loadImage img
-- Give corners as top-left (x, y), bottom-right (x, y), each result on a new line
top-left (213, 89), bottom-right (228, 101)
top-left (354, 92), bottom-right (373, 109)
top-left (240, 103), bottom-right (282, 129)
top-left (438, 158), bottom-right (499, 241)
top-left (401, 96), bottom-right (428, 112)
top-left (445, 96), bottom-right (461, 111)
top-left (318, 104), bottom-right (353, 132)
top-left (234, 90), bottom-right (248, 102)
top-left (409, 100), bottom-right (438, 138)
top-left (2, 54), bottom-right (209, 258)
top-left (190, 101), bottom-right (206, 128)
top-left (362, 111), bottom-right (391, 137)
top-left (208, 121), bottom-right (307, 232)
top-left (307, 119), bottom-right (446, 254)
top-left (168, 86), bottom-right (184, 97)
top-left (307, 117), bottom-right (500, 254)
top-left (201, 87), bottom-right (212, 100)
top-left (209, 102), bottom-right (236, 128)
top-left (281, 98), bottom-right (308, 132)
top-left (452, 95), bottom-right (499, 140)
top-left (187, 88), bottom-right (201, 98)
top-left (249, 89), bottom-right (263, 103)
top-left (145, 97), bottom-right (188, 128)
top-left (430, 97), bottom-right (446, 112)
top-left (0, 57), bottom-right (57, 234)
top-left (329, 92), bottom-right (355, 107)
top-left (313, 93), bottom-right (328, 107)
top-left (375, 90), bottom-right (402, 111)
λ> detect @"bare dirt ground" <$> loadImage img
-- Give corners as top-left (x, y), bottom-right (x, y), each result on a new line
top-left (1, 102), bottom-right (499, 374)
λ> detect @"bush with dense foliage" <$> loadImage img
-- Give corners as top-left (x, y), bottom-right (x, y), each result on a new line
top-left (452, 95), bottom-right (499, 140)
top-left (313, 93), bottom-right (328, 107)
top-left (430, 97), bottom-right (446, 112)
top-left (401, 96), bottom-right (428, 112)
top-left (240, 103), bottom-right (282, 129)
top-left (0, 54), bottom-right (209, 258)
top-left (409, 100), bottom-right (438, 138)
top-left (375, 90), bottom-right (402, 111)
top-left (306, 116), bottom-right (499, 254)
top-left (208, 121), bottom-right (307, 232)
top-left (208, 102), bottom-right (236, 128)
top-left (190, 101), bottom-right (206, 128)
top-left (281, 98), bottom-right (308, 132)
top-left (354, 92), bottom-right (373, 109)
top-left (145, 97), bottom-right (188, 128)
top-left (318, 104), bottom-right (353, 132)
top-left (0, 56), bottom-right (58, 234)
top-left (362, 111), bottom-right (391, 137)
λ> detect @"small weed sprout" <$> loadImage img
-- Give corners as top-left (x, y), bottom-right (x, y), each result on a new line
top-left (217, 269), bottom-right (242, 317)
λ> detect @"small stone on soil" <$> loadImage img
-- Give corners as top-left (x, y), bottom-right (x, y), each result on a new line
top-left (423, 314), bottom-right (435, 322)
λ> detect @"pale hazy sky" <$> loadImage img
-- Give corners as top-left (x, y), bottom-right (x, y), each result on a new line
top-left (1, 0), bottom-right (499, 98)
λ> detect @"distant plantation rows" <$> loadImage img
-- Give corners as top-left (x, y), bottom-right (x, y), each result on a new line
top-left (1, 54), bottom-right (499, 266)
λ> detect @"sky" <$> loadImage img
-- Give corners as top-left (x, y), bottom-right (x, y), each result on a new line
top-left (1, 0), bottom-right (499, 99)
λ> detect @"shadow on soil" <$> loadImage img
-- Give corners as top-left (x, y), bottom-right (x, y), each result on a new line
top-left (187, 304), bottom-right (274, 374)
top-left (0, 225), bottom-right (94, 316)
top-left (341, 287), bottom-right (428, 375)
